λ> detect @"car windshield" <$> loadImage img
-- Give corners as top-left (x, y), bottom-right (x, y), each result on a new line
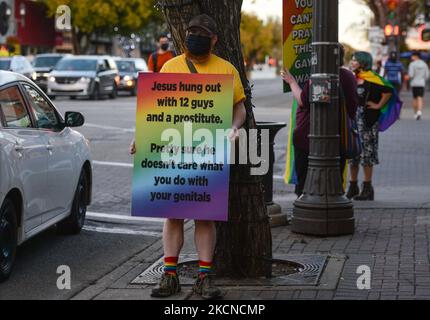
top-left (34, 56), bottom-right (63, 68)
top-left (55, 59), bottom-right (97, 71)
top-left (0, 59), bottom-right (11, 70)
top-left (116, 60), bottom-right (135, 72)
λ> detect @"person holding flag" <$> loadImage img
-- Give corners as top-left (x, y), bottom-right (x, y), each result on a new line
top-left (282, 44), bottom-right (358, 197)
top-left (346, 51), bottom-right (402, 201)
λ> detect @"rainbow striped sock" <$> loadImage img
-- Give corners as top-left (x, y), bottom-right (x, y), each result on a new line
top-left (164, 256), bottom-right (178, 275)
top-left (198, 260), bottom-right (213, 277)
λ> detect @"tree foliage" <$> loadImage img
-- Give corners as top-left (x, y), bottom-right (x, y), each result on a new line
top-left (40, 0), bottom-right (163, 53)
top-left (361, 0), bottom-right (425, 28)
top-left (240, 13), bottom-right (282, 66)
top-left (42, 0), bottom-right (161, 34)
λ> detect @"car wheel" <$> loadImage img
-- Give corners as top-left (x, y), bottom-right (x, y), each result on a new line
top-left (57, 171), bottom-right (88, 235)
top-left (109, 84), bottom-right (117, 99)
top-left (0, 199), bottom-right (18, 283)
top-left (90, 84), bottom-right (100, 100)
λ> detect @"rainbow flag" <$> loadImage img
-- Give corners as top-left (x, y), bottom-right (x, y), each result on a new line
top-left (283, 99), bottom-right (348, 191)
top-left (284, 99), bottom-right (298, 185)
top-left (357, 70), bottom-right (403, 132)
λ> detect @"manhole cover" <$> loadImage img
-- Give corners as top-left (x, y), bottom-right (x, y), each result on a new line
top-left (132, 254), bottom-right (327, 286)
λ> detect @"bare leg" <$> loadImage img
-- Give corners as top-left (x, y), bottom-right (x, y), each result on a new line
top-left (417, 96), bottom-right (424, 112)
top-left (194, 220), bottom-right (217, 262)
top-left (413, 97), bottom-right (418, 114)
top-left (350, 164), bottom-right (359, 182)
top-left (163, 219), bottom-right (185, 257)
top-left (363, 166), bottom-right (373, 182)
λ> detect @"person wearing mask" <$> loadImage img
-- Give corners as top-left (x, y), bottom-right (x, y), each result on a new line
top-left (282, 44), bottom-right (359, 197)
top-left (130, 14), bottom-right (246, 299)
top-left (347, 52), bottom-right (393, 201)
top-left (148, 34), bottom-right (175, 73)
top-left (384, 51), bottom-right (404, 93)
top-left (408, 51), bottom-right (429, 120)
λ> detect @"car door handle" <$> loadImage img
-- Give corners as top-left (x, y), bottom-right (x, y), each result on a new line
top-left (14, 145), bottom-right (24, 152)
top-left (46, 144), bottom-right (53, 151)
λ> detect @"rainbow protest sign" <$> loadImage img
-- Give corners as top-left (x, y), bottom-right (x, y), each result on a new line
top-left (283, 0), bottom-right (313, 92)
top-left (131, 73), bottom-right (234, 221)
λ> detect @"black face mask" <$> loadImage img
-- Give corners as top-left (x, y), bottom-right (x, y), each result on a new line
top-left (185, 34), bottom-right (212, 56)
top-left (160, 43), bottom-right (169, 51)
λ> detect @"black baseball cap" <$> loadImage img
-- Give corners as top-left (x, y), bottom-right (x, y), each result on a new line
top-left (187, 14), bottom-right (217, 35)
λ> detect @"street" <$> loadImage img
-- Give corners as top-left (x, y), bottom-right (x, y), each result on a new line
top-left (1, 73), bottom-right (430, 299)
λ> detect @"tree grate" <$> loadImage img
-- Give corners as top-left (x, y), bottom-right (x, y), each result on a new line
top-left (132, 254), bottom-right (327, 286)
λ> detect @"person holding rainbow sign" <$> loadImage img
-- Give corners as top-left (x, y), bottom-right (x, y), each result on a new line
top-left (130, 14), bottom-right (246, 300)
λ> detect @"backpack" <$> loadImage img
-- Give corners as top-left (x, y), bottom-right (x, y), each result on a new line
top-left (151, 51), bottom-right (159, 72)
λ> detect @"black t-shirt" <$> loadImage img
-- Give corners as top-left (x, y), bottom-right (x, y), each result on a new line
top-left (357, 81), bottom-right (392, 127)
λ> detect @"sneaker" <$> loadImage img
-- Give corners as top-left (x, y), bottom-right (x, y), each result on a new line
top-left (193, 274), bottom-right (222, 300)
top-left (417, 111), bottom-right (422, 120)
top-left (151, 273), bottom-right (181, 298)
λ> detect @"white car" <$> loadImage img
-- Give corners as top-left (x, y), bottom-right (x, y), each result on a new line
top-left (0, 71), bottom-right (92, 282)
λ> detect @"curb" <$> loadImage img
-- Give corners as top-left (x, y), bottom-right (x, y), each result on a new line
top-left (86, 211), bottom-right (165, 225)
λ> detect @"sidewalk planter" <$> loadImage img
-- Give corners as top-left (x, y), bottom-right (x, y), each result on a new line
top-left (256, 121), bottom-right (287, 227)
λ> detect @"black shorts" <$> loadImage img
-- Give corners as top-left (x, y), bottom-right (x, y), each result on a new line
top-left (412, 87), bottom-right (425, 98)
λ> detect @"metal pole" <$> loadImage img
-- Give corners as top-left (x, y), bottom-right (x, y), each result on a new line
top-left (291, 0), bottom-right (354, 236)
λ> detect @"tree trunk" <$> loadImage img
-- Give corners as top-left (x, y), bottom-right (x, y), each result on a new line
top-left (160, 0), bottom-right (272, 278)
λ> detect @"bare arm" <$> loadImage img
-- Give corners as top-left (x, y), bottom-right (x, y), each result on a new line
top-left (367, 92), bottom-right (392, 110)
top-left (281, 69), bottom-right (303, 106)
top-left (232, 101), bottom-right (246, 130)
top-left (228, 100), bottom-right (247, 141)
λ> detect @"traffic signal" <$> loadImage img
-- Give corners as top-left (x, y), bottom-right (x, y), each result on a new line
top-left (386, 0), bottom-right (399, 11)
top-left (385, 24), bottom-right (399, 36)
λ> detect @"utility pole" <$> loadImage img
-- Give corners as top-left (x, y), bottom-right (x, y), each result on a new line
top-left (291, 0), bottom-right (354, 236)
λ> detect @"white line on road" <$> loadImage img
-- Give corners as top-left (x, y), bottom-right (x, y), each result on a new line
top-left (85, 123), bottom-right (135, 133)
top-left (87, 211), bottom-right (165, 223)
top-left (92, 160), bottom-right (133, 168)
top-left (83, 225), bottom-right (161, 237)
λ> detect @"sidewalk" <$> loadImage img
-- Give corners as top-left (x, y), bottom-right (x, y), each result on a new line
top-left (71, 90), bottom-right (430, 301)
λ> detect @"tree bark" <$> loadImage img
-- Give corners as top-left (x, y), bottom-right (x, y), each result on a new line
top-left (160, 0), bottom-right (272, 278)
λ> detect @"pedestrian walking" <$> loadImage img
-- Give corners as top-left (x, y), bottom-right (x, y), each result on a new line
top-left (384, 51), bottom-right (404, 93)
top-left (347, 51), bottom-right (395, 201)
top-left (130, 14), bottom-right (246, 300)
top-left (147, 34), bottom-right (175, 73)
top-left (282, 45), bottom-right (359, 197)
top-left (408, 51), bottom-right (429, 120)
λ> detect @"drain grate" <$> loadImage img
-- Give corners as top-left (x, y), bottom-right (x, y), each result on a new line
top-left (132, 254), bottom-right (327, 286)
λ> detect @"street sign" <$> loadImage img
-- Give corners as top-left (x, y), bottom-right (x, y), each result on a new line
top-left (283, 0), bottom-right (313, 92)
top-left (421, 23), bottom-right (430, 42)
top-left (369, 26), bottom-right (385, 44)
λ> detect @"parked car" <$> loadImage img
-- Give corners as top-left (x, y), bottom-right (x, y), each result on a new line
top-left (114, 57), bottom-right (148, 96)
top-left (47, 55), bottom-right (119, 100)
top-left (32, 53), bottom-right (70, 92)
top-left (0, 71), bottom-right (92, 282)
top-left (0, 56), bottom-right (36, 81)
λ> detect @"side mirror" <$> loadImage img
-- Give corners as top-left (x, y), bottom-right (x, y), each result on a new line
top-left (64, 111), bottom-right (85, 127)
